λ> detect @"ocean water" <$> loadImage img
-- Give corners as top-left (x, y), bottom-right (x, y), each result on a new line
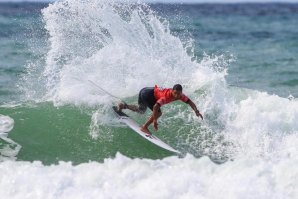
top-left (0, 1), bottom-right (298, 198)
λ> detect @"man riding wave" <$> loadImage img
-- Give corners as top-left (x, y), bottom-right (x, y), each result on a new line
top-left (118, 84), bottom-right (203, 135)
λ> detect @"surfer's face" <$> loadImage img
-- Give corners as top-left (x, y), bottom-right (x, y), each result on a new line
top-left (172, 90), bottom-right (182, 99)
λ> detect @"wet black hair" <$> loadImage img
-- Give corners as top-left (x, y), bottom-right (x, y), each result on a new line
top-left (173, 84), bottom-right (183, 92)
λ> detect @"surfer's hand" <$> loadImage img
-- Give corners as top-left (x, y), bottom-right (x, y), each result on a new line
top-left (195, 110), bottom-right (203, 120)
top-left (153, 120), bottom-right (158, 131)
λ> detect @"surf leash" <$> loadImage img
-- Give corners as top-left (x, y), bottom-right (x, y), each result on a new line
top-left (88, 80), bottom-right (128, 105)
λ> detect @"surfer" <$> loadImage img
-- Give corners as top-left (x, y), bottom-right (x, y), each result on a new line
top-left (118, 84), bottom-right (203, 135)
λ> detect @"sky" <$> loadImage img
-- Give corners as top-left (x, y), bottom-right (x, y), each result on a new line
top-left (1, 0), bottom-right (298, 2)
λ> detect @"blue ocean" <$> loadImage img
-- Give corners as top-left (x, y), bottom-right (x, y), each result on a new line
top-left (0, 1), bottom-right (297, 198)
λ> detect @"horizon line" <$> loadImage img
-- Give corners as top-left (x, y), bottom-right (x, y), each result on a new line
top-left (1, 0), bottom-right (298, 3)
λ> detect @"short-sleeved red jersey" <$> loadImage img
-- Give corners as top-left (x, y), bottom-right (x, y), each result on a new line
top-left (154, 85), bottom-right (189, 106)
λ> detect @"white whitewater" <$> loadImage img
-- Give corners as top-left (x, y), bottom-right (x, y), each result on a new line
top-left (8, 0), bottom-right (298, 198)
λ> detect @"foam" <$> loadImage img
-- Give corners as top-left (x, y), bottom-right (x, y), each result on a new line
top-left (223, 90), bottom-right (298, 158)
top-left (6, 1), bottom-right (298, 197)
top-left (39, 0), bottom-right (232, 145)
top-left (0, 115), bottom-right (21, 160)
top-left (0, 114), bottom-right (14, 135)
top-left (37, 0), bottom-right (298, 160)
top-left (0, 153), bottom-right (297, 199)
top-left (41, 0), bottom-right (219, 106)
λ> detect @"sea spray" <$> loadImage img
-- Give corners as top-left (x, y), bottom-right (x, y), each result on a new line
top-left (0, 2), bottom-right (297, 197)
top-left (41, 0), bottom-right (217, 106)
top-left (20, 0), bottom-right (298, 161)
top-left (39, 0), bottom-right (229, 157)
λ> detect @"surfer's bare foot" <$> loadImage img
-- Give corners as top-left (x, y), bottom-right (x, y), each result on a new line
top-left (118, 103), bottom-right (127, 112)
top-left (140, 126), bottom-right (152, 135)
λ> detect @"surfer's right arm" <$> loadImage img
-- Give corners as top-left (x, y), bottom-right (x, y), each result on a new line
top-left (186, 99), bottom-right (203, 120)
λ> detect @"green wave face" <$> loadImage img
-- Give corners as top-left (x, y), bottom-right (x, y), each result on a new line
top-left (1, 103), bottom-right (177, 164)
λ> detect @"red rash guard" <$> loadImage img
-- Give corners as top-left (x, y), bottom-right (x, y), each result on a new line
top-left (154, 85), bottom-right (190, 106)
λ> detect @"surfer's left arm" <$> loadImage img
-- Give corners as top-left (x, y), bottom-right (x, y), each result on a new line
top-left (152, 103), bottom-right (161, 130)
top-left (186, 99), bottom-right (203, 120)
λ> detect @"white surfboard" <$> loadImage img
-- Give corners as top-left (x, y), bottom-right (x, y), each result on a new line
top-left (112, 106), bottom-right (180, 154)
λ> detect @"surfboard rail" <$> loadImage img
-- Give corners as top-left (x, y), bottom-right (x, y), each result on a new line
top-left (112, 106), bottom-right (180, 154)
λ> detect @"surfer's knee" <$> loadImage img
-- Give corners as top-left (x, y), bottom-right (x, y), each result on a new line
top-left (157, 111), bottom-right (162, 117)
top-left (138, 107), bottom-right (146, 114)
top-left (138, 104), bottom-right (146, 114)
top-left (138, 109), bottom-right (145, 114)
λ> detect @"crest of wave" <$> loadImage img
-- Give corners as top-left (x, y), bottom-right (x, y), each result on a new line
top-left (41, 0), bottom-right (222, 106)
top-left (41, 0), bottom-right (241, 159)
top-left (26, 0), bottom-right (298, 160)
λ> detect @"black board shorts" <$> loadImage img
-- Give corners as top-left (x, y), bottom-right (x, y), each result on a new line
top-left (138, 87), bottom-right (160, 113)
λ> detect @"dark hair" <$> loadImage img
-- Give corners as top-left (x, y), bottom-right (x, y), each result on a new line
top-left (173, 84), bottom-right (183, 92)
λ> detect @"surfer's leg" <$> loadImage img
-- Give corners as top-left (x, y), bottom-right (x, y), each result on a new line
top-left (138, 87), bottom-right (157, 114)
top-left (117, 102), bottom-right (127, 112)
top-left (127, 104), bottom-right (142, 112)
top-left (140, 89), bottom-right (161, 133)
top-left (140, 111), bottom-right (162, 134)
top-left (118, 103), bottom-right (141, 112)
top-left (136, 87), bottom-right (155, 114)
top-left (118, 87), bottom-right (154, 114)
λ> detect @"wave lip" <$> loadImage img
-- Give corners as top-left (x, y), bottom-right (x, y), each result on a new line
top-left (39, 0), bottom-right (220, 106)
